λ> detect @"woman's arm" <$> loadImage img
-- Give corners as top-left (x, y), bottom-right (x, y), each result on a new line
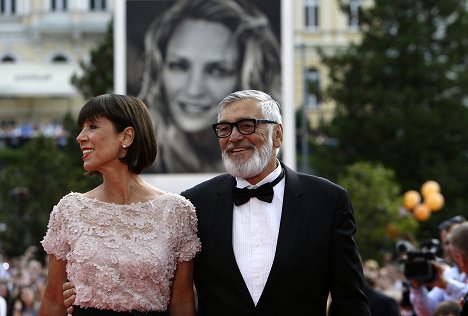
top-left (168, 260), bottom-right (196, 316)
top-left (38, 254), bottom-right (68, 316)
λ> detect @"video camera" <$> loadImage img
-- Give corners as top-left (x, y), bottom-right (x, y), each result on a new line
top-left (395, 239), bottom-right (442, 284)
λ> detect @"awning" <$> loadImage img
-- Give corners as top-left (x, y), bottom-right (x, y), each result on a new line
top-left (0, 63), bottom-right (78, 97)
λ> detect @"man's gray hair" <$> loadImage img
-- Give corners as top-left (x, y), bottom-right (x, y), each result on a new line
top-left (450, 222), bottom-right (468, 257)
top-left (217, 90), bottom-right (282, 123)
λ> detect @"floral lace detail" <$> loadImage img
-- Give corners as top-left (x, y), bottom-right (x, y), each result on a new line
top-left (41, 192), bottom-right (201, 312)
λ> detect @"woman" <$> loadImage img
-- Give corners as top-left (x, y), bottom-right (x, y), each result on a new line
top-left (12, 286), bottom-right (38, 316)
top-left (38, 94), bottom-right (201, 315)
top-left (136, 0), bottom-right (281, 173)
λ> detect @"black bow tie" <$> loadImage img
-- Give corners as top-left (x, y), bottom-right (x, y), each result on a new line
top-left (232, 169), bottom-right (284, 206)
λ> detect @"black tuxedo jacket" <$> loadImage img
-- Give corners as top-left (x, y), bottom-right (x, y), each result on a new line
top-left (461, 291), bottom-right (468, 316)
top-left (362, 284), bottom-right (400, 316)
top-left (182, 162), bottom-right (370, 316)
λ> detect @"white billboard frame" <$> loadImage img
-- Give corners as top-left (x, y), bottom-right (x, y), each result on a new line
top-left (114, 0), bottom-right (294, 193)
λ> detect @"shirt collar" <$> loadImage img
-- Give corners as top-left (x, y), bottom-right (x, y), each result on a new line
top-left (236, 161), bottom-right (282, 189)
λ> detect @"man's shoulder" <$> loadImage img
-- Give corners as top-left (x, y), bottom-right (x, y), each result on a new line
top-left (290, 167), bottom-right (346, 193)
top-left (182, 173), bottom-right (232, 195)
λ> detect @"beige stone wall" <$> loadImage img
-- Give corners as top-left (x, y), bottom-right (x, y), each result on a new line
top-left (293, 0), bottom-right (372, 128)
top-left (0, 0), bottom-right (112, 126)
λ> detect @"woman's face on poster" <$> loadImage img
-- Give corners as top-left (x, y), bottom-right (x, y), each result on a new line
top-left (162, 19), bottom-right (239, 133)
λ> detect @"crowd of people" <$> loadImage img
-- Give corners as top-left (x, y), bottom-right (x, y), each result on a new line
top-left (0, 246), bottom-right (46, 316)
top-left (360, 215), bottom-right (468, 316)
top-left (0, 120), bottom-right (68, 149)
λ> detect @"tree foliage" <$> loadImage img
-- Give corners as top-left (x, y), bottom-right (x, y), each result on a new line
top-left (71, 20), bottom-right (114, 99)
top-left (337, 162), bottom-right (418, 262)
top-left (0, 125), bottom-right (100, 258)
top-left (314, 0), bottom-right (468, 236)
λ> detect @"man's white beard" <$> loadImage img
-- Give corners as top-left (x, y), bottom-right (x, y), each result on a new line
top-left (222, 137), bottom-right (273, 179)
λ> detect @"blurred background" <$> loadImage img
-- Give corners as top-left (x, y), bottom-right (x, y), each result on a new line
top-left (1, 0), bottom-right (468, 314)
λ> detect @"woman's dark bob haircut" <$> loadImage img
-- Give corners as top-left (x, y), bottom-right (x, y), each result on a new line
top-left (78, 94), bottom-right (157, 174)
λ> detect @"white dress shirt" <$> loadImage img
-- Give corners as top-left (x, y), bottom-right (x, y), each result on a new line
top-left (410, 265), bottom-right (468, 316)
top-left (232, 164), bottom-right (285, 305)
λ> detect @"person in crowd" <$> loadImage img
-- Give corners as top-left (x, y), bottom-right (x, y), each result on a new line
top-left (0, 295), bottom-right (5, 316)
top-left (38, 94), bottom-right (201, 316)
top-left (23, 260), bottom-right (46, 303)
top-left (0, 280), bottom-right (12, 314)
top-left (362, 259), bottom-right (400, 316)
top-left (410, 215), bottom-right (468, 316)
top-left (400, 281), bottom-right (417, 316)
top-left (135, 0), bottom-right (281, 173)
top-left (374, 254), bottom-right (406, 303)
top-left (12, 285), bottom-right (37, 316)
top-left (434, 300), bottom-right (461, 316)
top-left (64, 90), bottom-right (370, 315)
top-left (440, 216), bottom-right (466, 259)
top-left (449, 222), bottom-right (468, 316)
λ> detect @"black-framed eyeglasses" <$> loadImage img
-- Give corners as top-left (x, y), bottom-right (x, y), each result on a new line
top-left (212, 118), bottom-right (278, 138)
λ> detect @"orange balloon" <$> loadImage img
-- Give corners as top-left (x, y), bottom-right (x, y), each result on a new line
top-left (385, 223), bottom-right (399, 239)
top-left (421, 180), bottom-right (441, 198)
top-left (413, 204), bottom-right (431, 221)
top-left (425, 192), bottom-right (445, 212)
top-left (403, 190), bottom-right (421, 210)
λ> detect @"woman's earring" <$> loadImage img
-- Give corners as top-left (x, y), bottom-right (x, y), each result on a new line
top-left (123, 145), bottom-right (127, 148)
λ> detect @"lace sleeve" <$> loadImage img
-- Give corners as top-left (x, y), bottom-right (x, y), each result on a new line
top-left (173, 198), bottom-right (201, 262)
top-left (41, 201), bottom-right (70, 260)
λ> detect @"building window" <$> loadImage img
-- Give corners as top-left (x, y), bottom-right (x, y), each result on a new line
top-left (52, 54), bottom-right (68, 63)
top-left (305, 68), bottom-right (320, 109)
top-left (51, 0), bottom-right (67, 11)
top-left (1, 54), bottom-right (16, 63)
top-left (348, 0), bottom-right (362, 30)
top-left (0, 0), bottom-right (16, 15)
top-left (305, 0), bottom-right (319, 29)
top-left (90, 0), bottom-right (106, 11)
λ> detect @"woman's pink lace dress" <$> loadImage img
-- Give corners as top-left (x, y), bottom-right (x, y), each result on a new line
top-left (42, 192), bottom-right (201, 312)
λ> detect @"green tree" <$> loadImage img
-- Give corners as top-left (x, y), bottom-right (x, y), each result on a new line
top-left (71, 20), bottom-right (114, 98)
top-left (0, 127), bottom-right (100, 258)
top-left (0, 137), bottom-right (72, 257)
top-left (314, 0), bottom-right (468, 236)
top-left (337, 162), bottom-right (418, 262)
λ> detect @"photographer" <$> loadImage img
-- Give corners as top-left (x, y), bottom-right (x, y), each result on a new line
top-left (449, 222), bottom-right (468, 315)
top-left (409, 216), bottom-right (467, 316)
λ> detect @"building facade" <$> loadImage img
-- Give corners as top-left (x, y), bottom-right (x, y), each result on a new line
top-left (0, 0), bottom-right (112, 144)
top-left (0, 0), bottom-right (368, 148)
top-left (293, 0), bottom-right (370, 129)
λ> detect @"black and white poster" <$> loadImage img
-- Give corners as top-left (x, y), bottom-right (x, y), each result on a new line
top-left (115, 0), bottom-right (293, 191)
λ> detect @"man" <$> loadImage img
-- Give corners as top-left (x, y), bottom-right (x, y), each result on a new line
top-left (410, 216), bottom-right (467, 316)
top-left (63, 90), bottom-right (370, 315)
top-left (449, 222), bottom-right (468, 315)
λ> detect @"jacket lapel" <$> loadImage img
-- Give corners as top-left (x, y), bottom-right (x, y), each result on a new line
top-left (214, 176), bottom-right (256, 307)
top-left (257, 163), bottom-right (306, 306)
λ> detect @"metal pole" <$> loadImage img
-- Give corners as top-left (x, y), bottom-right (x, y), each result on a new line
top-left (301, 43), bottom-right (309, 173)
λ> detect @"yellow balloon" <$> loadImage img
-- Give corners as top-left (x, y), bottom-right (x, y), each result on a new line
top-left (413, 204), bottom-right (431, 221)
top-left (425, 192), bottom-right (445, 212)
top-left (403, 190), bottom-right (421, 210)
top-left (421, 180), bottom-right (441, 198)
